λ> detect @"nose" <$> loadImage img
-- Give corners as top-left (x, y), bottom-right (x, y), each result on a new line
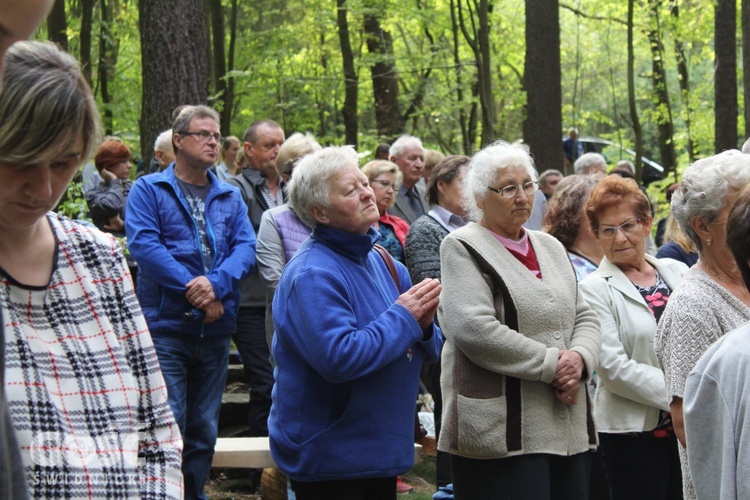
top-left (515, 186), bottom-right (529, 203)
top-left (613, 227), bottom-right (628, 242)
top-left (27, 165), bottom-right (53, 200)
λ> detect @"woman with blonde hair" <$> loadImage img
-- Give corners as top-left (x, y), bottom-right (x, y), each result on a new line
top-left (216, 135), bottom-right (241, 180)
top-left (655, 214), bottom-right (698, 268)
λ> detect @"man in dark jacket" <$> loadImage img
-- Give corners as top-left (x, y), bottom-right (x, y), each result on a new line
top-left (226, 119), bottom-right (285, 439)
top-left (126, 105), bottom-right (256, 500)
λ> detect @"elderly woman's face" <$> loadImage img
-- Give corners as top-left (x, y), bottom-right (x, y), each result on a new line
top-left (314, 163), bottom-right (379, 235)
top-left (595, 203), bottom-right (651, 268)
top-left (477, 164), bottom-right (534, 239)
top-left (371, 171), bottom-right (397, 215)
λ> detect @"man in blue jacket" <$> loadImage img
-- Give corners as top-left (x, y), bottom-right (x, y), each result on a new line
top-left (126, 105), bottom-right (256, 500)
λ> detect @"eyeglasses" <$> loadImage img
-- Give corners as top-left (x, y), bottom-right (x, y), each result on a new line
top-left (596, 218), bottom-right (643, 239)
top-left (180, 131), bottom-right (225, 145)
top-left (487, 181), bottom-right (538, 199)
top-left (371, 180), bottom-right (397, 191)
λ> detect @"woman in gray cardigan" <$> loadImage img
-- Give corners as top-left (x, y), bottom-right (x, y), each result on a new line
top-left (438, 141), bottom-right (601, 499)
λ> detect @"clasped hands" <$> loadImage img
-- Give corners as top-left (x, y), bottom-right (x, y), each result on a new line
top-left (396, 278), bottom-right (442, 331)
top-left (186, 276), bottom-right (223, 324)
top-left (553, 349), bottom-right (584, 407)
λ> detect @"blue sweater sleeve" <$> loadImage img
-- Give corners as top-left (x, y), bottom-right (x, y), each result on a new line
top-left (395, 260), bottom-right (443, 363)
top-left (125, 179), bottom-right (194, 292)
top-left (206, 194), bottom-right (257, 300)
top-left (276, 265), bottom-right (426, 384)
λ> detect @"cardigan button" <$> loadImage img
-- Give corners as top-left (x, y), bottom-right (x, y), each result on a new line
top-left (553, 331), bottom-right (561, 339)
top-left (558, 410), bottom-right (567, 419)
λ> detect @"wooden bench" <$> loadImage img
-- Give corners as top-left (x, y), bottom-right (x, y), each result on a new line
top-left (212, 437), bottom-right (423, 468)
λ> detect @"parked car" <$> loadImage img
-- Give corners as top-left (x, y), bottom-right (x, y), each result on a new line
top-left (577, 136), bottom-right (665, 185)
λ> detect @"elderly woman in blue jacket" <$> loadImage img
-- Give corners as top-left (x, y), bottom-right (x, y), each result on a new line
top-left (269, 146), bottom-right (443, 499)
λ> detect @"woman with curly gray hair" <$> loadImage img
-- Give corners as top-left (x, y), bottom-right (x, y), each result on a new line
top-left (654, 149), bottom-right (750, 499)
top-left (438, 141), bottom-right (601, 499)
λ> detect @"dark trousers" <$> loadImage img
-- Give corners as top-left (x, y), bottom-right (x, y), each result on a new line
top-left (598, 432), bottom-right (683, 500)
top-left (452, 452), bottom-right (591, 500)
top-left (421, 361), bottom-right (452, 487)
top-left (290, 477), bottom-right (396, 500)
top-left (233, 305), bottom-right (274, 436)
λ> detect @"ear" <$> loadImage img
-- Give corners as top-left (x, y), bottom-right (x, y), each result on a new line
top-left (173, 133), bottom-right (183, 151)
top-left (437, 179), bottom-right (448, 196)
top-left (691, 215), bottom-right (711, 243)
top-left (641, 215), bottom-right (654, 237)
top-left (309, 204), bottom-right (330, 225)
top-left (244, 142), bottom-right (252, 158)
top-left (476, 195), bottom-right (486, 211)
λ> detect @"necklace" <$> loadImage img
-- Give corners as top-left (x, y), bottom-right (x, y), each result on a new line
top-left (703, 262), bottom-right (750, 301)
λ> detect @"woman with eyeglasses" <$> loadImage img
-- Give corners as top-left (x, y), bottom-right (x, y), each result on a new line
top-left (361, 160), bottom-right (411, 263)
top-left (579, 175), bottom-right (688, 499)
top-left (438, 141), bottom-right (601, 499)
top-left (653, 150), bottom-right (750, 500)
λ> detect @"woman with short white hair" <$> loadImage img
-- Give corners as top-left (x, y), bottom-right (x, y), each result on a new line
top-left (655, 149), bottom-right (750, 499)
top-left (438, 141), bottom-right (601, 499)
top-left (268, 146), bottom-right (443, 499)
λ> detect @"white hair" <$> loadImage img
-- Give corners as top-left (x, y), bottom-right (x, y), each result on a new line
top-left (389, 134), bottom-right (423, 159)
top-left (742, 137), bottom-right (750, 154)
top-left (288, 145), bottom-right (359, 228)
top-left (574, 152), bottom-right (607, 175)
top-left (462, 140), bottom-right (538, 222)
top-left (672, 149), bottom-right (750, 251)
top-left (153, 129), bottom-right (173, 153)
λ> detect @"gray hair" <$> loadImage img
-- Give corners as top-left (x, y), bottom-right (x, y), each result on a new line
top-left (672, 149), bottom-right (750, 251)
top-left (172, 105), bottom-right (220, 135)
top-left (154, 129), bottom-right (173, 153)
top-left (742, 137), bottom-right (750, 154)
top-left (288, 146), bottom-right (359, 228)
top-left (574, 152), bottom-right (607, 175)
top-left (275, 132), bottom-right (321, 177)
top-left (462, 140), bottom-right (538, 222)
top-left (539, 168), bottom-right (563, 186)
top-left (0, 41), bottom-right (101, 166)
top-left (389, 135), bottom-right (423, 159)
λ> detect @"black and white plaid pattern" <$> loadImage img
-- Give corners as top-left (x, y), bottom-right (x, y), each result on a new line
top-left (2, 213), bottom-right (183, 499)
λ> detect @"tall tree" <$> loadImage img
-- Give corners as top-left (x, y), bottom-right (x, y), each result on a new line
top-left (139, 0), bottom-right (209, 160)
top-left (47, 0), bottom-right (69, 51)
top-left (99, 0), bottom-right (119, 135)
top-left (523, 0), bottom-right (562, 171)
top-left (743, 0), bottom-right (750, 141)
top-left (337, 0), bottom-right (359, 147)
top-left (80, 0), bottom-right (96, 85)
top-left (363, 2), bottom-right (404, 138)
top-left (224, 0), bottom-right (239, 133)
top-left (208, 0), bottom-right (229, 136)
top-left (627, 0), bottom-right (643, 183)
top-left (670, 3), bottom-right (696, 162)
top-left (449, 0), bottom-right (477, 154)
top-left (715, 0), bottom-right (737, 152)
top-left (646, 1), bottom-right (676, 176)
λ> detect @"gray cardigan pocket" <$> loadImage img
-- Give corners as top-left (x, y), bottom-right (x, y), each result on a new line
top-left (457, 394), bottom-right (507, 456)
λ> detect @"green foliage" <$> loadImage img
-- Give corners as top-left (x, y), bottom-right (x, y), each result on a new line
top-left (56, 180), bottom-right (90, 221)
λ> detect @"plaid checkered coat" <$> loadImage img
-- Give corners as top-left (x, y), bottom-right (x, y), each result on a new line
top-left (2, 213), bottom-right (183, 499)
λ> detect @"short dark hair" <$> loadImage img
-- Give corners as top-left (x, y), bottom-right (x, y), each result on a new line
top-left (586, 174), bottom-right (651, 232)
top-left (426, 155), bottom-right (470, 206)
top-left (543, 175), bottom-right (599, 248)
top-left (243, 119), bottom-right (282, 144)
top-left (727, 184), bottom-right (750, 289)
top-left (95, 139), bottom-right (131, 174)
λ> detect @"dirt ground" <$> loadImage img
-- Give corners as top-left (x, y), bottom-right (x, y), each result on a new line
top-left (205, 453), bottom-right (438, 499)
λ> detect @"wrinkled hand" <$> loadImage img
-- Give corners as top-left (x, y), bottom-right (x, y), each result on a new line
top-left (201, 300), bottom-right (224, 324)
top-left (553, 350), bottom-right (584, 390)
top-left (396, 278), bottom-right (442, 330)
top-left (186, 276), bottom-right (215, 309)
top-left (104, 214), bottom-right (124, 232)
top-left (556, 384), bottom-right (579, 406)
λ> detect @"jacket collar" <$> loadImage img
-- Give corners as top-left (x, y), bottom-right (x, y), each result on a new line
top-left (150, 164), bottom-right (233, 196)
top-left (596, 254), bottom-right (683, 305)
top-left (311, 225), bottom-right (381, 264)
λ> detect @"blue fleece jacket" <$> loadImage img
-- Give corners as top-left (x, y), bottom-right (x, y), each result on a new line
top-left (269, 225), bottom-right (442, 481)
top-left (125, 165), bottom-right (256, 336)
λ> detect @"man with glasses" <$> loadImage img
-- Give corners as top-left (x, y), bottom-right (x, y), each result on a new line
top-left (126, 105), bottom-right (256, 500)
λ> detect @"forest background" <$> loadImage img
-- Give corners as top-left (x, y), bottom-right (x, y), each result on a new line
top-left (40, 0), bottom-right (749, 216)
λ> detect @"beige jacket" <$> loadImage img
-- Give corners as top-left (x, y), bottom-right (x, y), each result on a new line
top-left (579, 255), bottom-right (688, 433)
top-left (438, 223), bottom-right (601, 459)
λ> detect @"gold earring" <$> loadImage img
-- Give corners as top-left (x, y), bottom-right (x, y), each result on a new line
top-left (706, 238), bottom-right (712, 246)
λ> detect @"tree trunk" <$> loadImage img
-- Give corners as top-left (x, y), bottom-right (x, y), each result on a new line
top-left (647, 1), bottom-right (677, 176)
top-left (627, 0), bottom-right (643, 183)
top-left (139, 0), bottom-right (209, 160)
top-left (715, 0), bottom-right (737, 152)
top-left (364, 6), bottom-right (403, 139)
top-left (743, 0), bottom-right (750, 140)
top-left (337, 0), bottom-right (358, 147)
top-left (47, 0), bottom-right (69, 51)
top-left (476, 0), bottom-right (494, 146)
top-left (208, 0), bottom-right (228, 136)
top-left (450, 0), bottom-right (471, 154)
top-left (224, 0), bottom-right (238, 133)
top-left (670, 3), bottom-right (696, 162)
top-left (80, 0), bottom-right (95, 85)
top-left (99, 0), bottom-right (118, 136)
top-left (523, 0), bottom-right (562, 172)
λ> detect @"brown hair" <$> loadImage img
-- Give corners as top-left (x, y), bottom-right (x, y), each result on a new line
top-left (94, 139), bottom-right (131, 174)
top-left (586, 174), bottom-right (651, 232)
top-left (543, 174), bottom-right (599, 248)
top-left (727, 184), bottom-right (750, 289)
top-left (426, 155), bottom-right (470, 206)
